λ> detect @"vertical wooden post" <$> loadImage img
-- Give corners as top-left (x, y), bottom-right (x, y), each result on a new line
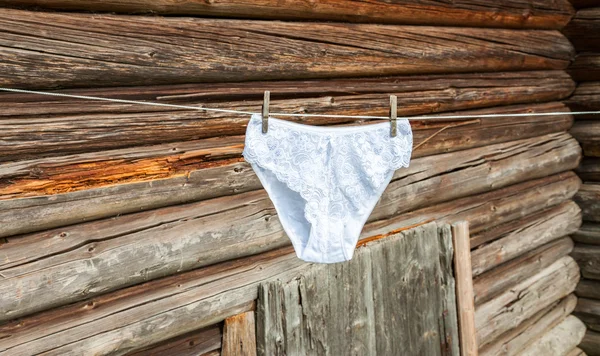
top-left (222, 311), bottom-right (257, 356)
top-left (452, 221), bottom-right (478, 356)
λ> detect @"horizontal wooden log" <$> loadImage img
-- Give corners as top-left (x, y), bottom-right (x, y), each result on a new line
top-left (126, 326), bottom-right (221, 356)
top-left (471, 201), bottom-right (581, 276)
top-left (0, 131), bottom-right (581, 238)
top-left (0, 73), bottom-right (575, 160)
top-left (0, 170), bottom-right (580, 322)
top-left (570, 121), bottom-right (600, 157)
top-left (519, 315), bottom-right (587, 356)
top-left (565, 82), bottom-right (600, 119)
top-left (580, 330), bottom-right (600, 356)
top-left (473, 237), bottom-right (574, 306)
top-left (573, 223), bottom-right (600, 245)
top-left (575, 183), bottom-right (600, 222)
top-left (0, 9), bottom-right (574, 90)
top-left (475, 256), bottom-right (580, 347)
top-left (576, 158), bottom-right (600, 182)
top-left (0, 102), bottom-right (574, 198)
top-left (479, 294), bottom-right (578, 356)
top-left (566, 348), bottom-right (587, 356)
top-left (572, 244), bottom-right (600, 280)
top-left (0, 224), bottom-right (437, 355)
top-left (563, 8), bottom-right (600, 51)
top-left (0, 0), bottom-right (575, 29)
top-left (570, 0), bottom-right (600, 9)
top-left (575, 298), bottom-right (600, 332)
top-left (576, 279), bottom-right (600, 299)
top-left (569, 53), bottom-right (600, 82)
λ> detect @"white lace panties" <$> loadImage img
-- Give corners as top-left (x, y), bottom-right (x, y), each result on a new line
top-left (242, 113), bottom-right (413, 263)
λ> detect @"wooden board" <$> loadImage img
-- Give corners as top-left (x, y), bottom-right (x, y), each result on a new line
top-left (0, 0), bottom-right (574, 29)
top-left (475, 256), bottom-right (580, 347)
top-left (0, 8), bottom-right (574, 89)
top-left (125, 326), bottom-right (222, 356)
top-left (0, 131), bottom-right (581, 238)
top-left (563, 8), bottom-right (600, 51)
top-left (479, 294), bottom-right (578, 356)
top-left (256, 223), bottom-right (458, 356)
top-left (222, 312), bottom-right (257, 356)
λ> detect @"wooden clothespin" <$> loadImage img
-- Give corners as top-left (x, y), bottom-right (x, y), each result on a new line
top-left (389, 95), bottom-right (397, 137)
top-left (262, 91), bottom-right (270, 134)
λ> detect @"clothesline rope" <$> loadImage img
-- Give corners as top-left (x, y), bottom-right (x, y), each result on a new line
top-left (1, 87), bottom-right (600, 121)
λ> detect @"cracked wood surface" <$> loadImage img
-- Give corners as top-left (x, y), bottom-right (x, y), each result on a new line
top-left (125, 326), bottom-right (222, 356)
top-left (0, 131), bottom-right (581, 238)
top-left (0, 169), bottom-right (580, 323)
top-left (256, 223), bottom-right (458, 356)
top-left (563, 8), bottom-right (600, 51)
top-left (571, 121), bottom-right (600, 157)
top-left (519, 315), bottom-right (586, 356)
top-left (475, 256), bottom-right (580, 347)
top-left (572, 244), bottom-right (600, 280)
top-left (0, 72), bottom-right (575, 160)
top-left (573, 222), bottom-right (600, 245)
top-left (470, 201), bottom-right (581, 276)
top-left (565, 81), bottom-right (600, 120)
top-left (575, 183), bottom-right (600, 221)
top-left (473, 237), bottom-right (574, 306)
top-left (0, 8), bottom-right (574, 90)
top-left (0, 0), bottom-right (574, 29)
top-left (479, 294), bottom-right (577, 356)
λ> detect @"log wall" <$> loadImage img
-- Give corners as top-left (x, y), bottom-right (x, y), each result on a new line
top-left (565, 1), bottom-right (600, 354)
top-left (0, 1), bottom-right (586, 355)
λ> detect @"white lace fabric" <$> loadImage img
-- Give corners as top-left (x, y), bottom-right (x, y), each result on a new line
top-left (242, 113), bottom-right (413, 263)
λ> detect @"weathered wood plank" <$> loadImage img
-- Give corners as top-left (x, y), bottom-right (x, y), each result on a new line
top-left (0, 0), bottom-right (574, 29)
top-left (576, 158), bottom-right (600, 182)
top-left (473, 237), bottom-right (574, 306)
top-left (570, 121), bottom-right (600, 157)
top-left (573, 223), bottom-right (600, 245)
top-left (0, 9), bottom-right (574, 90)
top-left (479, 294), bottom-right (578, 356)
top-left (222, 312), bottom-right (257, 356)
top-left (574, 298), bottom-right (600, 332)
top-left (576, 279), bottom-right (600, 300)
top-left (580, 330), bottom-right (600, 356)
top-left (471, 200), bottom-right (581, 276)
top-left (125, 326), bottom-right (222, 356)
top-left (563, 8), bottom-right (600, 51)
top-left (572, 244), bottom-right (600, 280)
top-left (566, 348), bottom-right (588, 356)
top-left (575, 183), bottom-right (600, 222)
top-left (0, 75), bottom-right (575, 160)
top-left (0, 131), bottom-right (580, 238)
top-left (566, 82), bottom-right (600, 120)
top-left (256, 223), bottom-right (458, 356)
top-left (0, 102), bottom-right (574, 195)
top-left (0, 170), bottom-right (580, 324)
top-left (569, 54), bottom-right (600, 82)
top-left (519, 315), bottom-right (587, 356)
top-left (475, 256), bottom-right (580, 347)
top-left (452, 222), bottom-right (478, 356)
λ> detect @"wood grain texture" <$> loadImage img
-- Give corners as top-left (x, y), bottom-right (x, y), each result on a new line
top-left (470, 200), bottom-right (581, 276)
top-left (0, 131), bottom-right (581, 238)
top-left (563, 8), bottom-right (600, 51)
top-left (519, 315), bottom-right (586, 356)
top-left (125, 326), bottom-right (222, 356)
top-left (573, 223), bottom-right (600, 245)
top-left (572, 244), bottom-right (600, 280)
top-left (566, 348), bottom-right (587, 356)
top-left (0, 8), bottom-right (574, 90)
top-left (580, 330), bottom-right (600, 356)
top-left (479, 294), bottom-right (578, 356)
top-left (0, 171), bottom-right (580, 323)
top-left (575, 183), bottom-right (600, 221)
top-left (569, 53), bottom-right (600, 82)
top-left (475, 256), bottom-right (580, 347)
top-left (0, 0), bottom-right (574, 29)
top-left (222, 312), bottom-right (256, 356)
top-left (577, 158), bottom-right (600, 182)
top-left (452, 222), bottom-right (478, 356)
top-left (256, 223), bottom-right (458, 356)
top-left (575, 298), bottom-right (600, 332)
top-left (0, 73), bottom-right (575, 161)
top-left (576, 279), bottom-right (600, 300)
top-left (565, 81), bottom-right (600, 120)
top-left (571, 121), bottom-right (600, 157)
top-left (473, 237), bottom-right (574, 306)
